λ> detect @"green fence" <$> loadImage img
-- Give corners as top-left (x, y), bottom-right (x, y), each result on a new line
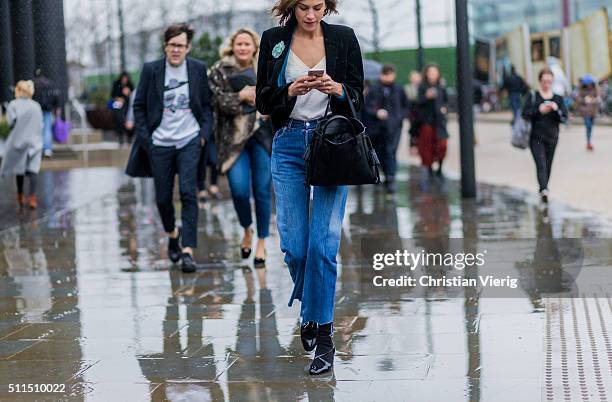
top-left (82, 46), bottom-right (462, 101)
top-left (365, 46), bottom-right (462, 87)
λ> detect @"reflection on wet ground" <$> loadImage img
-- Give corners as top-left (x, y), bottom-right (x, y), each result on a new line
top-left (0, 166), bottom-right (611, 401)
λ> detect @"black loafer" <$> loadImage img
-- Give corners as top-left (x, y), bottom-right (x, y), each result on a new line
top-left (181, 252), bottom-right (197, 273)
top-left (301, 321), bottom-right (319, 352)
top-left (168, 230), bottom-right (181, 263)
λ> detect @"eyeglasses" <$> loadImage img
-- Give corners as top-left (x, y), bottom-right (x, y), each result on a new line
top-left (166, 43), bottom-right (188, 51)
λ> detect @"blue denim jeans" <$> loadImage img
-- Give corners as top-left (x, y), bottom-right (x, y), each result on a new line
top-left (584, 116), bottom-right (594, 144)
top-left (42, 111), bottom-right (53, 152)
top-left (271, 119), bottom-right (348, 324)
top-left (509, 92), bottom-right (522, 124)
top-left (227, 137), bottom-right (272, 238)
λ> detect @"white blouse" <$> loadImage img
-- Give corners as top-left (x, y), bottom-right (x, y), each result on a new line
top-left (285, 50), bottom-right (328, 121)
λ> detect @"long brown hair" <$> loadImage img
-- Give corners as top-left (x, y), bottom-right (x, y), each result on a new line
top-left (423, 64), bottom-right (442, 86)
top-left (271, 0), bottom-right (339, 26)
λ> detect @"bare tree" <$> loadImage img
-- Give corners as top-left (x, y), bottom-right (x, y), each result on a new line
top-left (351, 0), bottom-right (406, 59)
top-left (157, 0), bottom-right (169, 27)
top-left (208, 0), bottom-right (235, 38)
top-left (125, 0), bottom-right (157, 66)
top-left (366, 0), bottom-right (380, 59)
top-left (117, 0), bottom-right (127, 71)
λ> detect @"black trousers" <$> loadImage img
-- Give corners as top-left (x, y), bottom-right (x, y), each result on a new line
top-left (372, 126), bottom-right (402, 182)
top-left (197, 141), bottom-right (219, 191)
top-left (529, 135), bottom-right (557, 192)
top-left (16, 173), bottom-right (37, 195)
top-left (112, 106), bottom-right (130, 144)
top-left (150, 136), bottom-right (201, 248)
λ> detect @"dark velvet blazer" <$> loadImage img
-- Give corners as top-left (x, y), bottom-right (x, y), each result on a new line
top-left (256, 19), bottom-right (364, 131)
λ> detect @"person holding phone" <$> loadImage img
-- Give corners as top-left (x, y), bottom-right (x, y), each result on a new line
top-left (415, 64), bottom-right (449, 177)
top-left (575, 75), bottom-right (600, 151)
top-left (522, 67), bottom-right (568, 204)
top-left (256, 0), bottom-right (364, 375)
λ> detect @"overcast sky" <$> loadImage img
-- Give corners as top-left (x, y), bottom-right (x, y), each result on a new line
top-left (64, 0), bottom-right (458, 63)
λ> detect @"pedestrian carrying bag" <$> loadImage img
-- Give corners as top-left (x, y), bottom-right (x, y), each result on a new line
top-left (304, 85), bottom-right (381, 186)
top-left (511, 91), bottom-right (535, 149)
top-left (53, 117), bottom-right (71, 144)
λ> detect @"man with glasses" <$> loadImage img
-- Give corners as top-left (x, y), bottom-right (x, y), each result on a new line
top-left (126, 23), bottom-right (213, 273)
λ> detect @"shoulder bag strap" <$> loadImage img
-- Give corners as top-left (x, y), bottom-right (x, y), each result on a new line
top-left (322, 84), bottom-right (358, 119)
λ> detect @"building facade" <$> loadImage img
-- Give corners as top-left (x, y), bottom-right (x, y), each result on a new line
top-left (471, 0), bottom-right (612, 38)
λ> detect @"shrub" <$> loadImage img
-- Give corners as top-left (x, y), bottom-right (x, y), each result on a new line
top-left (0, 119), bottom-right (9, 140)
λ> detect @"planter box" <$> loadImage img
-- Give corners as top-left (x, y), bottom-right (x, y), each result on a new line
top-left (86, 108), bottom-right (115, 130)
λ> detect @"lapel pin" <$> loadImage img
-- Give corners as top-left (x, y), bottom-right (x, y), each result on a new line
top-left (272, 41), bottom-right (285, 59)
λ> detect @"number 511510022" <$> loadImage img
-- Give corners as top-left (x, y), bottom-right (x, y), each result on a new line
top-left (8, 384), bottom-right (66, 393)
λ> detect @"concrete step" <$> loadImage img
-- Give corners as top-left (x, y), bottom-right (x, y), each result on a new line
top-left (42, 142), bottom-right (130, 170)
top-left (65, 128), bottom-right (104, 145)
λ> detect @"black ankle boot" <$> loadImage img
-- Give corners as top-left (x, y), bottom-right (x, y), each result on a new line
top-left (300, 321), bottom-right (318, 352)
top-left (309, 322), bottom-right (334, 375)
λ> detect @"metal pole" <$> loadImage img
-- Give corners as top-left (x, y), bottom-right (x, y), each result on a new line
top-left (561, 0), bottom-right (570, 27)
top-left (455, 0), bottom-right (477, 198)
top-left (416, 0), bottom-right (424, 71)
top-left (106, 0), bottom-right (114, 87)
top-left (117, 0), bottom-right (126, 72)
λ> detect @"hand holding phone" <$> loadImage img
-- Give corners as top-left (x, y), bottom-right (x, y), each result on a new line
top-left (308, 69), bottom-right (325, 77)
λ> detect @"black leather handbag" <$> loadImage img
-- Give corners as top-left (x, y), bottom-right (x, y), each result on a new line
top-left (304, 87), bottom-right (381, 186)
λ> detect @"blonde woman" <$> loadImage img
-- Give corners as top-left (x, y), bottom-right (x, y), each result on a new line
top-left (1, 80), bottom-right (44, 209)
top-left (209, 28), bottom-right (272, 267)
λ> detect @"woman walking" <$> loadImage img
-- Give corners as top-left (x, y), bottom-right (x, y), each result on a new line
top-left (522, 67), bottom-right (568, 204)
top-left (209, 28), bottom-right (272, 267)
top-left (575, 75), bottom-right (600, 151)
top-left (256, 0), bottom-right (364, 374)
top-left (111, 72), bottom-right (134, 146)
top-left (415, 64), bottom-right (449, 176)
top-left (1, 81), bottom-right (44, 209)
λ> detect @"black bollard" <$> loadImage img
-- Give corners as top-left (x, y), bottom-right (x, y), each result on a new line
top-left (455, 0), bottom-right (477, 199)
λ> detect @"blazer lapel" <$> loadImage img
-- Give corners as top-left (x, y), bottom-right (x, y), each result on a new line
top-left (271, 26), bottom-right (293, 87)
top-left (154, 59), bottom-right (165, 102)
top-left (186, 58), bottom-right (196, 108)
top-left (322, 21), bottom-right (337, 78)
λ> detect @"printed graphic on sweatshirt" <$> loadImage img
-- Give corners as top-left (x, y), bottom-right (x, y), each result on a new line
top-left (163, 79), bottom-right (190, 113)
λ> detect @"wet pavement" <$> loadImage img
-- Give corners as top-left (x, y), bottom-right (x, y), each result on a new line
top-left (0, 166), bottom-right (611, 401)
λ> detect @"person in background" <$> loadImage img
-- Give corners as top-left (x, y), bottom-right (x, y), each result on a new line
top-left (127, 23), bottom-right (214, 273)
top-left (209, 27), bottom-right (272, 267)
top-left (365, 64), bottom-right (409, 194)
top-left (404, 70), bottom-right (422, 150)
top-left (124, 88), bottom-right (137, 132)
top-left (522, 67), bottom-right (568, 204)
top-left (415, 64), bottom-right (449, 177)
top-left (502, 65), bottom-right (529, 124)
top-left (575, 74), bottom-right (600, 151)
top-left (196, 150), bottom-right (221, 202)
top-left (111, 72), bottom-right (134, 147)
top-left (472, 79), bottom-right (484, 145)
top-left (32, 70), bottom-right (60, 158)
top-left (0, 81), bottom-right (44, 209)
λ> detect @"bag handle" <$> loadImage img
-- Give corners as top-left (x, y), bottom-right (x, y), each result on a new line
top-left (323, 83), bottom-right (358, 119)
top-left (320, 114), bottom-right (356, 137)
